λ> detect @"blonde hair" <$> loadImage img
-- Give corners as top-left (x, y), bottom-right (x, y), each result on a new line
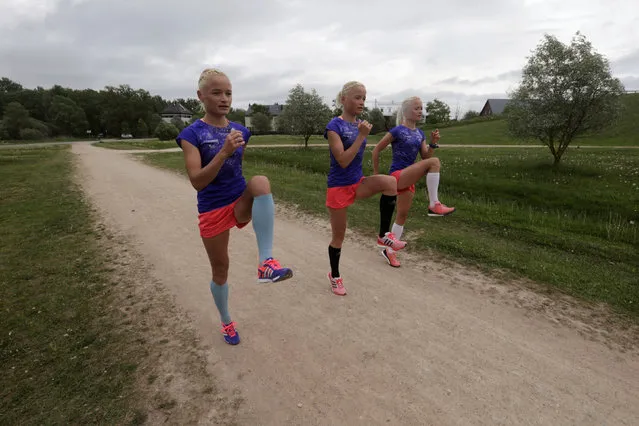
top-left (198, 68), bottom-right (227, 90)
top-left (396, 96), bottom-right (421, 126)
top-left (335, 81), bottom-right (365, 109)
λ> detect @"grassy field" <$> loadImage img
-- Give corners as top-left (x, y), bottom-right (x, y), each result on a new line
top-left (141, 147), bottom-right (638, 317)
top-left (94, 139), bottom-right (178, 150)
top-left (422, 93), bottom-right (639, 146)
top-left (0, 136), bottom-right (94, 145)
top-left (93, 134), bottom-right (385, 150)
top-left (0, 147), bottom-right (144, 424)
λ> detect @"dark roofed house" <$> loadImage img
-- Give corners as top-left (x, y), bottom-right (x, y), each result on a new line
top-left (480, 99), bottom-right (511, 116)
top-left (161, 103), bottom-right (193, 123)
top-left (245, 103), bottom-right (285, 131)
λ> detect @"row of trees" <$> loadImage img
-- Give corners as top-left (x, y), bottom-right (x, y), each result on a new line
top-left (0, 79), bottom-right (215, 141)
top-left (247, 88), bottom-right (483, 145)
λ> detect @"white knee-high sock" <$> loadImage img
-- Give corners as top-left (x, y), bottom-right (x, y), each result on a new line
top-left (391, 223), bottom-right (404, 240)
top-left (426, 173), bottom-right (440, 207)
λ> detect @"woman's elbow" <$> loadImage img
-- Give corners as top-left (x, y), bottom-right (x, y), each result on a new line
top-left (189, 176), bottom-right (206, 191)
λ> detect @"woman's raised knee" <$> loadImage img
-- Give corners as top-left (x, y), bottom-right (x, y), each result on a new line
top-left (249, 175), bottom-right (271, 196)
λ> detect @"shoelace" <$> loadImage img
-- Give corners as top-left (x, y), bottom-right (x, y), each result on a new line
top-left (264, 258), bottom-right (282, 269)
top-left (222, 322), bottom-right (237, 336)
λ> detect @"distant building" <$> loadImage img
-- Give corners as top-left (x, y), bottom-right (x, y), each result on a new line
top-left (245, 103), bottom-right (285, 130)
top-left (480, 99), bottom-right (511, 116)
top-left (161, 103), bottom-right (193, 123)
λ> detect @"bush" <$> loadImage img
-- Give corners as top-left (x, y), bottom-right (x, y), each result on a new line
top-left (154, 121), bottom-right (179, 141)
top-left (19, 128), bottom-right (46, 140)
top-left (171, 117), bottom-right (186, 131)
top-left (28, 118), bottom-right (51, 137)
top-left (135, 118), bottom-right (149, 138)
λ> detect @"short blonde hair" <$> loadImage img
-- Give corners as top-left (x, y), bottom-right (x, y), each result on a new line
top-left (335, 81), bottom-right (365, 109)
top-left (198, 68), bottom-right (227, 90)
top-left (396, 96), bottom-right (421, 126)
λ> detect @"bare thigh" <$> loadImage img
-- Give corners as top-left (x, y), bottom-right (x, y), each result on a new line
top-left (234, 175), bottom-right (271, 223)
top-left (397, 158), bottom-right (440, 190)
top-left (355, 175), bottom-right (397, 199)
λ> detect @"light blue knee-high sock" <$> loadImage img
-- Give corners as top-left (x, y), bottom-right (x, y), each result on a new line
top-left (210, 281), bottom-right (231, 325)
top-left (252, 194), bottom-right (274, 263)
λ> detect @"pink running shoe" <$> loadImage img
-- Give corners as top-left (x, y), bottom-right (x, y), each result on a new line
top-left (381, 248), bottom-right (400, 267)
top-left (327, 272), bottom-right (346, 296)
top-left (376, 232), bottom-right (407, 251)
top-left (428, 202), bottom-right (456, 217)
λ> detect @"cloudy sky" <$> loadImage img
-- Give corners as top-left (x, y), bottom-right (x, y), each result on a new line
top-left (1, 0), bottom-right (638, 113)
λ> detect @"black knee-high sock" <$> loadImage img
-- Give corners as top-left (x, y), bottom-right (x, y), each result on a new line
top-left (379, 195), bottom-right (397, 237)
top-left (328, 245), bottom-right (341, 278)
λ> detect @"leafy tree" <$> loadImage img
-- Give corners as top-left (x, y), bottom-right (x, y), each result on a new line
top-left (0, 77), bottom-right (22, 93)
top-left (19, 128), bottom-right (45, 140)
top-left (277, 84), bottom-right (332, 146)
top-left (1, 102), bottom-right (30, 139)
top-left (48, 95), bottom-right (88, 136)
top-left (27, 118), bottom-right (50, 137)
top-left (463, 110), bottom-right (479, 120)
top-left (227, 108), bottom-right (246, 125)
top-left (368, 108), bottom-right (386, 134)
top-left (154, 121), bottom-right (179, 141)
top-left (136, 118), bottom-right (149, 138)
top-left (248, 104), bottom-right (270, 116)
top-left (170, 117), bottom-right (185, 131)
top-left (506, 32), bottom-right (624, 165)
top-left (425, 99), bottom-right (451, 124)
top-left (251, 112), bottom-right (271, 134)
top-left (148, 114), bottom-right (162, 133)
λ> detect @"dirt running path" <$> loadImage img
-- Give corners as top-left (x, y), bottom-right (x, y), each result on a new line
top-left (73, 144), bottom-right (639, 426)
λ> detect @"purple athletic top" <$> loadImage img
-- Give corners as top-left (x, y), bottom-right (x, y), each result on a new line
top-left (388, 125), bottom-right (425, 174)
top-left (176, 120), bottom-right (250, 213)
top-left (324, 117), bottom-right (366, 187)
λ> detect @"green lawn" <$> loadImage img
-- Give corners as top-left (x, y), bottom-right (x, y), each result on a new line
top-left (0, 136), bottom-right (93, 145)
top-left (422, 93), bottom-right (639, 146)
top-left (94, 139), bottom-right (178, 150)
top-left (0, 147), bottom-right (144, 424)
top-left (92, 134), bottom-right (381, 150)
top-left (141, 147), bottom-right (638, 317)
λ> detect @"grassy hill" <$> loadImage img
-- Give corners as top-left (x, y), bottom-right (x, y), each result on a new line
top-left (422, 93), bottom-right (639, 146)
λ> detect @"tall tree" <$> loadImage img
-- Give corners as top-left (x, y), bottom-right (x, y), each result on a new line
top-left (506, 32), bottom-right (624, 165)
top-left (251, 112), bottom-right (271, 134)
top-left (135, 118), bottom-right (149, 138)
top-left (425, 99), bottom-right (451, 124)
top-left (227, 108), bottom-right (246, 125)
top-left (1, 102), bottom-right (31, 139)
top-left (248, 104), bottom-right (271, 116)
top-left (277, 84), bottom-right (332, 147)
top-left (48, 95), bottom-right (88, 136)
top-left (368, 108), bottom-right (387, 134)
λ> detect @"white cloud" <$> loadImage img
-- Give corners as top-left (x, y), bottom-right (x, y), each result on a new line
top-left (0, 0), bottom-right (637, 114)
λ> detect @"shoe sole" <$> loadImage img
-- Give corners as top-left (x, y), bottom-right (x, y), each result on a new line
top-left (380, 250), bottom-right (401, 268)
top-left (257, 269), bottom-right (294, 283)
top-left (376, 242), bottom-right (407, 250)
top-left (427, 209), bottom-right (456, 217)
